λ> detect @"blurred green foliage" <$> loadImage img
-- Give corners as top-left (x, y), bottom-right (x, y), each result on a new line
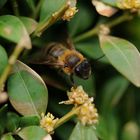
top-left (0, 0), bottom-right (140, 140)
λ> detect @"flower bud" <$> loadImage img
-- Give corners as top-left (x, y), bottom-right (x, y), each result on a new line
top-left (117, 0), bottom-right (140, 9)
top-left (77, 102), bottom-right (98, 125)
top-left (62, 7), bottom-right (78, 21)
top-left (40, 113), bottom-right (59, 133)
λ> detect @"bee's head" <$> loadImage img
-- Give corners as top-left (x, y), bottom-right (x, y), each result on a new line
top-left (74, 59), bottom-right (91, 79)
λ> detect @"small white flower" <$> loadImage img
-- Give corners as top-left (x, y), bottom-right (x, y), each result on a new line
top-left (60, 86), bottom-right (89, 106)
top-left (40, 113), bottom-right (59, 133)
top-left (78, 102), bottom-right (98, 125)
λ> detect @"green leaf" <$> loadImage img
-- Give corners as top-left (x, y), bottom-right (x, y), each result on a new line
top-left (1, 134), bottom-right (15, 140)
top-left (7, 61), bottom-right (48, 116)
top-left (0, 15), bottom-right (31, 49)
top-left (69, 122), bottom-right (98, 140)
top-left (18, 126), bottom-right (48, 140)
top-left (19, 116), bottom-right (39, 127)
top-left (19, 17), bottom-right (38, 34)
top-left (6, 112), bottom-right (20, 132)
top-left (121, 122), bottom-right (139, 140)
top-left (12, 61), bottom-right (47, 84)
top-left (0, 45), bottom-right (8, 75)
top-left (101, 76), bottom-right (129, 113)
top-left (68, 3), bottom-right (95, 37)
top-left (0, 104), bottom-right (8, 135)
top-left (96, 117), bottom-right (108, 139)
top-left (99, 35), bottom-right (140, 87)
top-left (96, 115), bottom-right (119, 140)
top-left (0, 0), bottom-right (7, 9)
top-left (40, 0), bottom-right (66, 21)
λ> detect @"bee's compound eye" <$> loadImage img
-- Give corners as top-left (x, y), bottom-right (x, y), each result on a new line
top-left (75, 60), bottom-right (91, 79)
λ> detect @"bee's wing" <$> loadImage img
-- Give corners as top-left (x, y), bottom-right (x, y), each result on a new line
top-left (37, 58), bottom-right (64, 67)
top-left (30, 55), bottom-right (64, 68)
top-left (56, 26), bottom-right (75, 50)
top-left (63, 38), bottom-right (75, 50)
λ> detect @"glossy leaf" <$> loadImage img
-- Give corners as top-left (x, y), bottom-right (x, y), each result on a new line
top-left (1, 134), bottom-right (15, 140)
top-left (96, 115), bottom-right (119, 140)
top-left (6, 112), bottom-right (20, 132)
top-left (12, 61), bottom-right (47, 85)
top-left (7, 61), bottom-right (48, 116)
top-left (20, 17), bottom-right (38, 34)
top-left (69, 122), bottom-right (98, 140)
top-left (99, 35), bottom-right (140, 87)
top-left (0, 45), bottom-right (8, 75)
top-left (96, 117), bottom-right (108, 139)
top-left (19, 115), bottom-right (39, 127)
top-left (101, 76), bottom-right (129, 113)
top-left (0, 15), bottom-right (31, 49)
top-left (40, 0), bottom-right (66, 21)
top-left (18, 126), bottom-right (48, 140)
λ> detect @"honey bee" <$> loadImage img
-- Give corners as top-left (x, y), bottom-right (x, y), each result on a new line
top-left (33, 41), bottom-right (91, 81)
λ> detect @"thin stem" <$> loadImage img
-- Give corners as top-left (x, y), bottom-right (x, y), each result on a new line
top-left (74, 27), bottom-right (100, 43)
top-left (107, 13), bottom-right (133, 28)
top-left (32, 0), bottom-right (44, 19)
top-left (0, 47), bottom-right (24, 91)
top-left (54, 106), bottom-right (80, 129)
top-left (11, 0), bottom-right (19, 16)
top-left (32, 3), bottom-right (70, 37)
top-left (74, 13), bottom-right (133, 43)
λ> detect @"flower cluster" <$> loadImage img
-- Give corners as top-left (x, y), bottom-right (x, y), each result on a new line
top-left (78, 101), bottom-right (98, 125)
top-left (40, 113), bottom-right (59, 133)
top-left (60, 86), bottom-right (89, 106)
top-left (117, 0), bottom-right (140, 9)
top-left (60, 86), bottom-right (98, 125)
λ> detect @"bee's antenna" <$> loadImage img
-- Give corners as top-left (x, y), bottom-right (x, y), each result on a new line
top-left (95, 54), bottom-right (105, 61)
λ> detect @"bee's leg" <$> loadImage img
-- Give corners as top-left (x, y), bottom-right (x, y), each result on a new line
top-left (70, 74), bottom-right (75, 87)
